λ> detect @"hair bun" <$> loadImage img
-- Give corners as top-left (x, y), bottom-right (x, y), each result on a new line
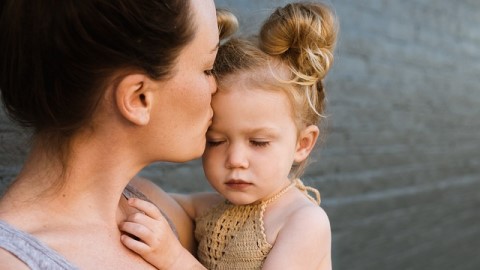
top-left (259, 3), bottom-right (338, 84)
top-left (217, 9), bottom-right (239, 40)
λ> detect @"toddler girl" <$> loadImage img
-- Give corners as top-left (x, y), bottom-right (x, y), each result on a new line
top-left (121, 2), bottom-right (338, 269)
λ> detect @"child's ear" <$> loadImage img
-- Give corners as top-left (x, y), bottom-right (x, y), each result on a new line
top-left (294, 125), bottom-right (320, 163)
top-left (115, 74), bottom-right (154, 126)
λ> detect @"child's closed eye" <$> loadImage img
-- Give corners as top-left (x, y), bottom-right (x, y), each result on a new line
top-left (250, 140), bottom-right (270, 147)
top-left (207, 140), bottom-right (225, 147)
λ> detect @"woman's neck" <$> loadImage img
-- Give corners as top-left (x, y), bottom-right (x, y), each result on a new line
top-left (0, 131), bottom-right (145, 229)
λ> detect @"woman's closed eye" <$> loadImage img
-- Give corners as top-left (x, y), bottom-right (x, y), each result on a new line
top-left (204, 69), bottom-right (214, 76)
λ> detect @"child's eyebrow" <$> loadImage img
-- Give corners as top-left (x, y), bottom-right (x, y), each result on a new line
top-left (244, 127), bottom-right (279, 135)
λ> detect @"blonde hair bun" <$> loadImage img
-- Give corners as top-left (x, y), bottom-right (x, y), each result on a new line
top-left (259, 2), bottom-right (338, 84)
top-left (217, 8), bottom-right (239, 40)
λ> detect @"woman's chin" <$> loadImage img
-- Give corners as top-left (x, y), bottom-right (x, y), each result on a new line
top-left (173, 143), bottom-right (206, 162)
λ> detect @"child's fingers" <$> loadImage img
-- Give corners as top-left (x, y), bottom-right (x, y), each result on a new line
top-left (120, 233), bottom-right (150, 255)
top-left (127, 198), bottom-right (164, 221)
top-left (120, 219), bottom-right (156, 244)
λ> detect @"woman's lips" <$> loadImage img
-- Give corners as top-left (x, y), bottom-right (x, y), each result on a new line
top-left (225, 180), bottom-right (252, 190)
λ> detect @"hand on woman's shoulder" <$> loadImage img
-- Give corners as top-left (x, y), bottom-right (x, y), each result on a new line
top-left (128, 176), bottom-right (197, 253)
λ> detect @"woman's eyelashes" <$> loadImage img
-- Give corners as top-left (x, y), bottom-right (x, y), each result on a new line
top-left (204, 69), bottom-right (214, 76)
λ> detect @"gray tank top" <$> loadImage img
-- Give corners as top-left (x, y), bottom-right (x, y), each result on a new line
top-left (0, 184), bottom-right (177, 269)
top-left (0, 220), bottom-right (78, 269)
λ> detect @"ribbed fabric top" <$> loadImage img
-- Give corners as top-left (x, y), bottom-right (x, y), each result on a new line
top-left (194, 179), bottom-right (320, 270)
top-left (0, 220), bottom-right (78, 270)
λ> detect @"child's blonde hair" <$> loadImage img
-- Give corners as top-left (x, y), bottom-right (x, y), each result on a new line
top-left (214, 2), bottom-right (338, 178)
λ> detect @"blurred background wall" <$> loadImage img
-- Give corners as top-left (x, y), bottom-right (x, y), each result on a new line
top-left (1, 0), bottom-right (479, 269)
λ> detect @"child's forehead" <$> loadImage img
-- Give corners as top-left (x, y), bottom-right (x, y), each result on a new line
top-left (214, 79), bottom-right (287, 102)
top-left (218, 60), bottom-right (291, 88)
top-left (212, 85), bottom-right (294, 121)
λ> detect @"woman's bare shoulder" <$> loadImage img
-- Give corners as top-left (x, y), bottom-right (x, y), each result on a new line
top-left (0, 249), bottom-right (29, 270)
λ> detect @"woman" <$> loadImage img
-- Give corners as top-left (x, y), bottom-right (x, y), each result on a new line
top-left (0, 0), bottom-right (227, 268)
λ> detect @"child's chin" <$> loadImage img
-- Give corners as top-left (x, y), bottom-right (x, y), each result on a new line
top-left (228, 197), bottom-right (258, 206)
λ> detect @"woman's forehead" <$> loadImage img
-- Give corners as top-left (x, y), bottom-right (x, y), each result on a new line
top-left (189, 0), bottom-right (219, 51)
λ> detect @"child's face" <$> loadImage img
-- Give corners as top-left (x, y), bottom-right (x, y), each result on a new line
top-left (202, 82), bottom-right (301, 205)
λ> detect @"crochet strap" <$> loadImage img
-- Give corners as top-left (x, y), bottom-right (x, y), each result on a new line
top-left (293, 178), bottom-right (321, 205)
top-left (262, 182), bottom-right (296, 205)
top-left (261, 179), bottom-right (321, 206)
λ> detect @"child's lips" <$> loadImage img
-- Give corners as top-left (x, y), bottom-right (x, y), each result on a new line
top-left (225, 179), bottom-right (252, 189)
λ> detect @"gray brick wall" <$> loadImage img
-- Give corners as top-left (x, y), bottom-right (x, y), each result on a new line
top-left (1, 1), bottom-right (479, 269)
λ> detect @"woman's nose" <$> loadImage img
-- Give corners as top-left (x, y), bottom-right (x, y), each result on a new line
top-left (210, 76), bottom-right (217, 95)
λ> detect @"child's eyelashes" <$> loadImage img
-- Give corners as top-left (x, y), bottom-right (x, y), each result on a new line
top-left (250, 140), bottom-right (270, 147)
top-left (206, 139), bottom-right (270, 148)
top-left (207, 140), bottom-right (224, 147)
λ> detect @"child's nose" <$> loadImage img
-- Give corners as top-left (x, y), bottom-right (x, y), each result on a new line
top-left (225, 144), bottom-right (249, 169)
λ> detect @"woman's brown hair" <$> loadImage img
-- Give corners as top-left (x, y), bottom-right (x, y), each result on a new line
top-left (0, 0), bottom-right (194, 146)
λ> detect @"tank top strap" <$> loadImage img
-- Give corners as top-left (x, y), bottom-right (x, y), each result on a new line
top-left (0, 220), bottom-right (78, 269)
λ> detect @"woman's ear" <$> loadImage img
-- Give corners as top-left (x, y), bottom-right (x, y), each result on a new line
top-left (115, 74), bottom-right (154, 126)
top-left (294, 125), bottom-right (320, 163)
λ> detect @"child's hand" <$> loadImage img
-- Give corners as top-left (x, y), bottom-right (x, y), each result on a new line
top-left (119, 198), bottom-right (183, 269)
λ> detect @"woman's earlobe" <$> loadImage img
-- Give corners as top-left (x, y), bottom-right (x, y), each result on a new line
top-left (294, 125), bottom-right (320, 162)
top-left (115, 74), bottom-right (152, 126)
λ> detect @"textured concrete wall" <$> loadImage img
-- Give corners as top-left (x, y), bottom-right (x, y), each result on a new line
top-left (1, 0), bottom-right (480, 269)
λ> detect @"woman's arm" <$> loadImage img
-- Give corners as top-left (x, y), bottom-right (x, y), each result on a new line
top-left (262, 206), bottom-right (332, 270)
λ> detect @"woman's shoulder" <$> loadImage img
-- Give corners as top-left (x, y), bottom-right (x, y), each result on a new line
top-left (0, 249), bottom-right (30, 270)
top-left (0, 220), bottom-right (78, 270)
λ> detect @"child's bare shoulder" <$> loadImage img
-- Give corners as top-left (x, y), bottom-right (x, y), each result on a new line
top-left (294, 203), bottom-right (329, 228)
top-left (282, 196), bottom-right (331, 238)
top-left (267, 198), bottom-right (331, 267)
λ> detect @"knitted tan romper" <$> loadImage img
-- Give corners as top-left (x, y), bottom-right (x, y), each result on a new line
top-left (195, 179), bottom-right (321, 270)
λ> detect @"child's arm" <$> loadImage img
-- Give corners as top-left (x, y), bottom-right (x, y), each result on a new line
top-left (262, 206), bottom-right (332, 270)
top-left (120, 198), bottom-right (206, 270)
top-left (169, 192), bottom-right (224, 220)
